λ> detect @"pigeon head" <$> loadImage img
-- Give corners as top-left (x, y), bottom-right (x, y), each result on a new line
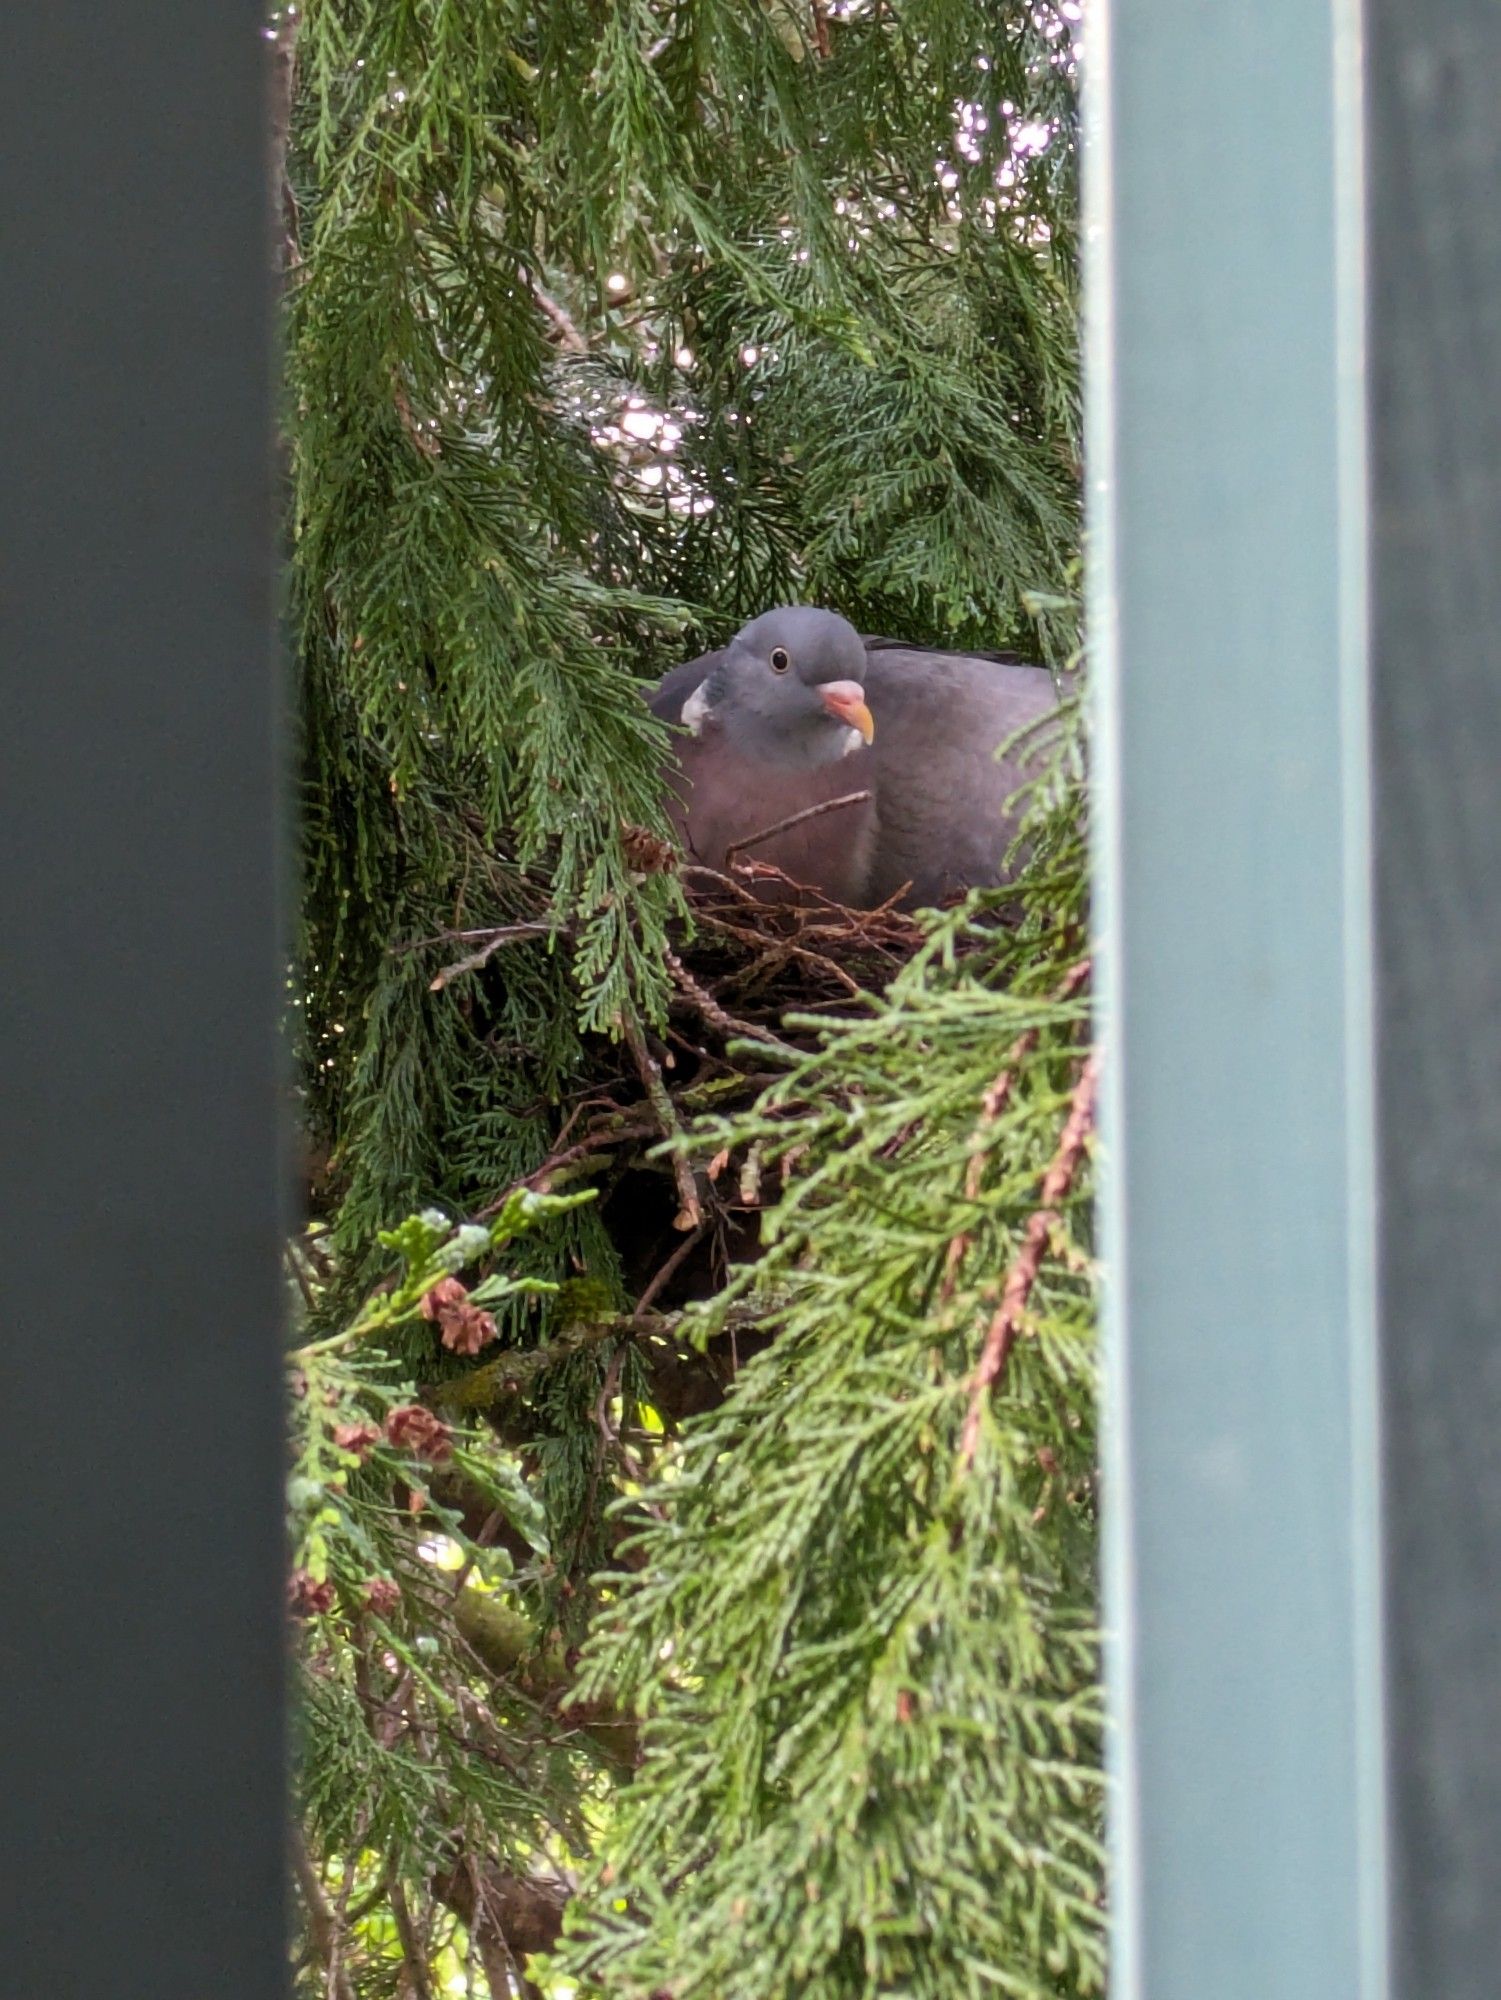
top-left (681, 606), bottom-right (875, 769)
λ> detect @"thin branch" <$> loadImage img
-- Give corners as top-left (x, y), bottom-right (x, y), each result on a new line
top-left (958, 1050), bottom-right (1098, 1471)
top-left (268, 11), bottom-right (302, 275)
top-left (435, 1858), bottom-right (568, 2000)
top-left (622, 1017), bottom-right (702, 1229)
top-left (592, 1343), bottom-right (628, 1447)
top-left (327, 1807), bottom-right (372, 2000)
top-left (634, 1220), bottom-right (708, 1315)
top-left (471, 1854), bottom-right (533, 2000)
top-left (532, 283), bottom-right (588, 354)
top-left (453, 1593), bottom-right (640, 1771)
top-left (679, 882), bottom-right (866, 998)
top-left (665, 946), bottom-right (793, 1049)
top-left (429, 925), bottom-right (557, 990)
top-left (426, 1299), bottom-right (770, 1433)
top-left (393, 375), bottom-right (441, 458)
top-left (723, 789), bottom-right (872, 868)
top-left (292, 1826), bottom-right (357, 2000)
top-left (473, 1119), bottom-right (660, 1220)
top-left (287, 1242), bottom-right (320, 1313)
top-left (389, 1877), bottom-right (436, 2000)
top-left (940, 958), bottom-right (1092, 1302)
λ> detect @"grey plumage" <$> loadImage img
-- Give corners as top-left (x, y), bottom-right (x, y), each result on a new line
top-left (649, 607), bottom-right (1057, 908)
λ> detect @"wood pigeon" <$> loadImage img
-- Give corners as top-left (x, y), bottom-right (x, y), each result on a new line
top-left (649, 606), bottom-right (1059, 908)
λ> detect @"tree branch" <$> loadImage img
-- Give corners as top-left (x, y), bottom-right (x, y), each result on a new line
top-left (940, 959), bottom-right (1092, 1303)
top-left (388, 1877), bottom-right (435, 2000)
top-left (532, 283), bottom-right (589, 354)
top-left (426, 1299), bottom-right (772, 1426)
top-left (454, 1592), bottom-right (639, 1772)
top-left (958, 1050), bottom-right (1098, 1471)
top-left (434, 1858), bottom-right (569, 1999)
top-left (723, 789), bottom-right (872, 867)
top-left (623, 1016), bottom-right (702, 1229)
top-left (665, 945), bottom-right (793, 1049)
top-left (292, 1825), bottom-right (357, 2000)
top-left (268, 10), bottom-right (301, 275)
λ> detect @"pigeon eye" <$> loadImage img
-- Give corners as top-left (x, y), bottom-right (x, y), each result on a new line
top-left (769, 647), bottom-right (791, 674)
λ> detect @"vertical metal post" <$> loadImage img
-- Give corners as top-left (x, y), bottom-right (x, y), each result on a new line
top-left (1087, 2), bottom-right (1386, 1996)
top-left (1367, 5), bottom-right (1501, 1995)
top-left (0, 10), bottom-right (286, 1999)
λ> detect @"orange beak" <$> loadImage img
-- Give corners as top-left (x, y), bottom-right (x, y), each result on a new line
top-left (819, 679), bottom-right (875, 743)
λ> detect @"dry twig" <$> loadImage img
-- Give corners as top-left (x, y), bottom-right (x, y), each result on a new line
top-left (292, 1824), bottom-right (357, 2000)
top-left (722, 789), bottom-right (872, 868)
top-left (622, 1016), bottom-right (702, 1229)
top-left (940, 958), bottom-right (1092, 1303)
top-left (958, 1049), bottom-right (1098, 1471)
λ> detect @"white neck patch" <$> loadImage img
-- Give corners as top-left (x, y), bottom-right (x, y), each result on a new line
top-left (680, 681), bottom-right (714, 736)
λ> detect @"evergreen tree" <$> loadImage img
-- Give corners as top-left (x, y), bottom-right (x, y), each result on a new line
top-left (281, 2), bottom-right (1094, 1994)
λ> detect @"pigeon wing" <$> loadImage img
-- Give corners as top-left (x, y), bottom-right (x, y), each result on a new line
top-left (860, 643), bottom-right (1059, 906)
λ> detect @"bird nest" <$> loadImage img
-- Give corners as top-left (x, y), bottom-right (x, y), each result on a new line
top-left (408, 779), bottom-right (1067, 1433)
top-left (500, 845), bottom-right (1003, 1335)
top-left (669, 857), bottom-right (928, 1040)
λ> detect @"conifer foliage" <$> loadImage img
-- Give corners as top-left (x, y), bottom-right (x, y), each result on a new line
top-left (281, 1), bottom-right (1093, 1994)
